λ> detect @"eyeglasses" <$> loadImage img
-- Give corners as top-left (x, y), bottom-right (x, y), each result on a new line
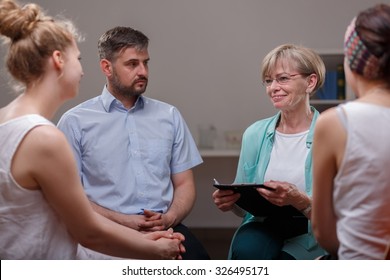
top-left (262, 73), bottom-right (302, 87)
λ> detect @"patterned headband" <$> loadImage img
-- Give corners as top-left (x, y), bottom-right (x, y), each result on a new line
top-left (344, 17), bottom-right (380, 79)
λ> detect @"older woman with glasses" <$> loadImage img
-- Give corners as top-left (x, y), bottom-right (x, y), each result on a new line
top-left (212, 44), bottom-right (326, 259)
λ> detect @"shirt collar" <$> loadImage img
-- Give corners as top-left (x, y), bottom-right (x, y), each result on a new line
top-left (265, 112), bottom-right (281, 140)
top-left (101, 86), bottom-right (145, 112)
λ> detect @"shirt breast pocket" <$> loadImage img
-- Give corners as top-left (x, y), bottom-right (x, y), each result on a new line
top-left (145, 139), bottom-right (173, 175)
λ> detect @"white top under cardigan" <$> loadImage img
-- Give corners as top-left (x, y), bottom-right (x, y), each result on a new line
top-left (264, 130), bottom-right (309, 192)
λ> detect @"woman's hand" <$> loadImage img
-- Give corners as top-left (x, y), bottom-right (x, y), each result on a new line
top-left (259, 181), bottom-right (311, 214)
top-left (212, 189), bottom-right (240, 212)
top-left (144, 229), bottom-right (185, 259)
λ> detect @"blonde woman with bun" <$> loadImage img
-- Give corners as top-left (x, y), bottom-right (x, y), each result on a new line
top-left (0, 0), bottom-right (184, 260)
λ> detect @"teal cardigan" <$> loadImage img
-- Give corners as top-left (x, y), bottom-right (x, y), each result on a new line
top-left (231, 107), bottom-right (325, 259)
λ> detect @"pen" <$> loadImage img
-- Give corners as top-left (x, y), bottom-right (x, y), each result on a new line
top-left (213, 178), bottom-right (220, 185)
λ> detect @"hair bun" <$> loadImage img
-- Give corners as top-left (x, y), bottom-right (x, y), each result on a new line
top-left (0, 1), bottom-right (41, 41)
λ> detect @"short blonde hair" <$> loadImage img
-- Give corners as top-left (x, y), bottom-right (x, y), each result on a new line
top-left (261, 44), bottom-right (325, 94)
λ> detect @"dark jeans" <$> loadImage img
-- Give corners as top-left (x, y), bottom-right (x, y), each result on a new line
top-left (229, 216), bottom-right (307, 260)
top-left (173, 223), bottom-right (210, 260)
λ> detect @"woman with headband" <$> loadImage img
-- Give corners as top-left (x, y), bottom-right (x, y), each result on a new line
top-left (312, 3), bottom-right (390, 260)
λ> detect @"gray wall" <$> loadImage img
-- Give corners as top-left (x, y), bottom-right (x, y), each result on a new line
top-left (0, 0), bottom-right (380, 227)
top-left (1, 0), bottom-right (378, 135)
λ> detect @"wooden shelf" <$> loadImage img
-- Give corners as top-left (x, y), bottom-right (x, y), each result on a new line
top-left (200, 149), bottom-right (240, 157)
top-left (310, 99), bottom-right (344, 105)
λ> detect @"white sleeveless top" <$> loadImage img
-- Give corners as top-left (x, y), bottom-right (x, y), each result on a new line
top-left (0, 115), bottom-right (77, 259)
top-left (335, 102), bottom-right (390, 259)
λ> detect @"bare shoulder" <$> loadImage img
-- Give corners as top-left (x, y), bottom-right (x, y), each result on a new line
top-left (316, 107), bottom-right (339, 127)
top-left (18, 125), bottom-right (73, 167)
top-left (26, 125), bottom-right (69, 152)
top-left (315, 107), bottom-right (343, 137)
top-left (314, 106), bottom-right (347, 163)
top-left (12, 125), bottom-right (74, 189)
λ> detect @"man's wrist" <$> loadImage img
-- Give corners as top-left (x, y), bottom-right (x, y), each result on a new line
top-left (162, 212), bottom-right (177, 229)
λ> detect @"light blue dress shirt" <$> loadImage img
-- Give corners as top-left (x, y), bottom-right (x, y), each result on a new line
top-left (57, 87), bottom-right (202, 214)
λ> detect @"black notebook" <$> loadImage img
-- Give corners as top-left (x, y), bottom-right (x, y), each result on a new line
top-left (213, 183), bottom-right (304, 217)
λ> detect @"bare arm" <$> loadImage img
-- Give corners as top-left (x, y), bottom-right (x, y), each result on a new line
top-left (13, 126), bottom-right (182, 259)
top-left (312, 108), bottom-right (345, 256)
top-left (141, 169), bottom-right (197, 231)
top-left (90, 201), bottom-right (150, 231)
top-left (163, 169), bottom-right (197, 228)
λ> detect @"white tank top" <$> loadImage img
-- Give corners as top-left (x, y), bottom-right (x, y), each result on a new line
top-left (335, 102), bottom-right (390, 259)
top-left (0, 114), bottom-right (77, 259)
top-left (264, 130), bottom-right (309, 192)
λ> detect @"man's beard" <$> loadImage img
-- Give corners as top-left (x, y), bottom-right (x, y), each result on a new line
top-left (110, 71), bottom-right (148, 98)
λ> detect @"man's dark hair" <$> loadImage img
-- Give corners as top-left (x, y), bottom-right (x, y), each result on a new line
top-left (98, 26), bottom-right (149, 61)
